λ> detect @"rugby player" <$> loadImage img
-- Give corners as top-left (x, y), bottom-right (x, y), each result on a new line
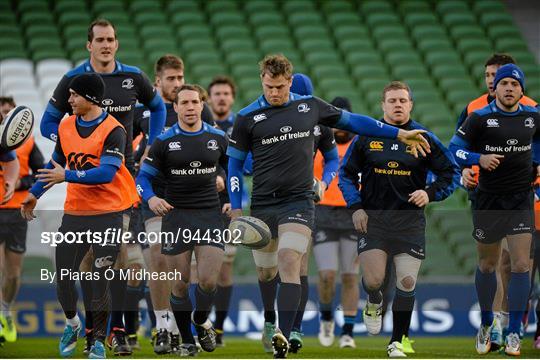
top-left (340, 81), bottom-right (459, 357)
top-left (39, 19), bottom-right (166, 355)
top-left (226, 54), bottom-right (430, 358)
top-left (458, 54), bottom-right (538, 349)
top-left (136, 84), bottom-right (228, 356)
top-left (313, 96), bottom-right (360, 349)
top-left (450, 64), bottom-right (540, 356)
top-left (0, 97), bottom-right (44, 344)
top-left (0, 96), bottom-right (44, 342)
top-left (207, 75), bottom-right (237, 346)
top-left (21, 73), bottom-right (138, 358)
top-left (289, 73), bottom-right (340, 353)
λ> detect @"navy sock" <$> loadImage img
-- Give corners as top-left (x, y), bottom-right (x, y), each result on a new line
top-left (362, 279), bottom-right (382, 304)
top-left (508, 271), bottom-right (530, 333)
top-left (80, 279), bottom-right (94, 330)
top-left (292, 276), bottom-right (309, 332)
top-left (320, 302), bottom-right (333, 321)
top-left (110, 271), bottom-right (127, 329)
top-left (475, 267), bottom-right (497, 326)
top-left (124, 286), bottom-right (141, 335)
top-left (214, 285), bottom-right (233, 331)
top-left (390, 288), bottom-right (415, 343)
top-left (259, 274), bottom-right (279, 324)
top-left (277, 282), bottom-right (301, 339)
top-left (193, 285), bottom-right (216, 325)
top-left (170, 294), bottom-right (195, 344)
top-left (341, 315), bottom-right (356, 336)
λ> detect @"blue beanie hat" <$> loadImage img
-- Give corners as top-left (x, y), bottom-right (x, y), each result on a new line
top-left (291, 73), bottom-right (314, 96)
top-left (493, 63), bottom-right (525, 91)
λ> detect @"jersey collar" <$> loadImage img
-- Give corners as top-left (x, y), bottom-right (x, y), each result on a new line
top-left (258, 93), bottom-right (295, 108)
top-left (84, 59), bottom-right (122, 74)
top-left (172, 122), bottom-right (206, 136)
top-left (489, 100), bottom-right (522, 116)
top-left (76, 110), bottom-right (108, 127)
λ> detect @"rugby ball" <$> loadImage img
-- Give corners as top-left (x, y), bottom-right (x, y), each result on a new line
top-left (229, 216), bottom-right (271, 250)
top-left (0, 106), bottom-right (34, 151)
top-left (313, 178), bottom-right (324, 203)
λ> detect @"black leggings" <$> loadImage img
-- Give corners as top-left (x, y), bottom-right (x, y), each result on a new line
top-left (55, 212), bottom-right (123, 341)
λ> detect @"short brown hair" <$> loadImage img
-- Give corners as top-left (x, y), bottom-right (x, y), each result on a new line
top-left (175, 84), bottom-right (204, 103)
top-left (208, 76), bottom-right (236, 97)
top-left (193, 84), bottom-right (208, 102)
top-left (382, 81), bottom-right (412, 101)
top-left (155, 54), bottom-right (184, 77)
top-left (87, 19), bottom-right (116, 42)
top-left (485, 53), bottom-right (516, 67)
top-left (259, 54), bottom-right (293, 79)
top-left (0, 96), bottom-right (15, 107)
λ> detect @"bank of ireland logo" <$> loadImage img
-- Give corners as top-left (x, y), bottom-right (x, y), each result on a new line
top-left (297, 103), bottom-right (310, 113)
top-left (280, 126), bottom-right (292, 133)
top-left (207, 139), bottom-right (219, 150)
top-left (190, 161), bottom-right (201, 168)
top-left (122, 78), bottom-right (134, 89)
top-left (507, 139), bottom-right (518, 145)
top-left (102, 98), bottom-right (114, 106)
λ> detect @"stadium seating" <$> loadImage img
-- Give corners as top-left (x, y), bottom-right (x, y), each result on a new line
top-left (0, 0), bottom-right (538, 278)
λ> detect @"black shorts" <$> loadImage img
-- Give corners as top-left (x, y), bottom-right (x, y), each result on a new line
top-left (357, 223), bottom-right (425, 260)
top-left (0, 209), bottom-right (27, 253)
top-left (472, 190), bottom-right (534, 244)
top-left (57, 211), bottom-right (123, 257)
top-left (251, 198), bottom-right (315, 239)
top-left (129, 206), bottom-right (148, 250)
top-left (314, 205), bottom-right (357, 245)
top-left (160, 207), bottom-right (224, 255)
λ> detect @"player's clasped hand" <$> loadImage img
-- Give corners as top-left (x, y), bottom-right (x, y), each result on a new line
top-left (35, 159), bottom-right (65, 189)
top-left (408, 189), bottom-right (429, 207)
top-left (396, 129), bottom-right (431, 158)
top-left (352, 209), bottom-right (368, 233)
top-left (20, 193), bottom-right (37, 221)
top-left (479, 153), bottom-right (504, 171)
top-left (148, 196), bottom-right (173, 217)
top-left (462, 168), bottom-right (478, 189)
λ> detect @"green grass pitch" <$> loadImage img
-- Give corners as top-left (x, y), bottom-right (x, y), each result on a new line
top-left (1, 337), bottom-right (538, 358)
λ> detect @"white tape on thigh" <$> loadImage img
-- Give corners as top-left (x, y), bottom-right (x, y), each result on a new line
top-left (122, 213), bottom-right (131, 233)
top-left (278, 231), bottom-right (310, 253)
top-left (127, 245), bottom-right (145, 267)
top-left (313, 241), bottom-right (339, 272)
top-left (252, 249), bottom-right (278, 268)
top-left (339, 238), bottom-right (360, 274)
top-left (145, 218), bottom-right (162, 247)
top-left (394, 253), bottom-right (422, 291)
top-left (223, 244), bottom-right (237, 262)
top-left (502, 237), bottom-right (509, 252)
